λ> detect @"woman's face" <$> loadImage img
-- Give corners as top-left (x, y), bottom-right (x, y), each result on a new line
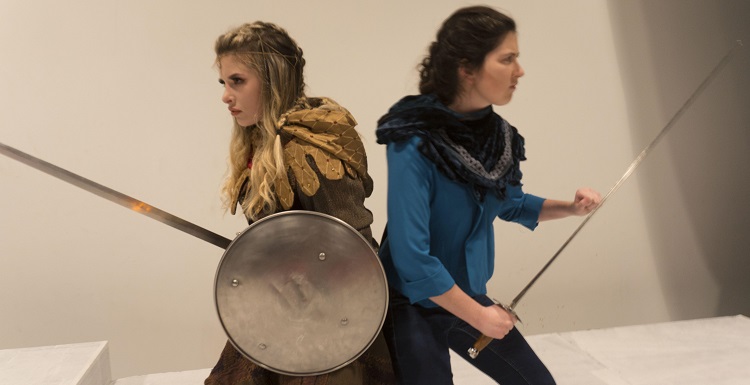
top-left (454, 32), bottom-right (525, 112)
top-left (219, 55), bottom-right (263, 127)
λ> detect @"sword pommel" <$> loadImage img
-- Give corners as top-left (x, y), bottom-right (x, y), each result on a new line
top-left (468, 335), bottom-right (493, 359)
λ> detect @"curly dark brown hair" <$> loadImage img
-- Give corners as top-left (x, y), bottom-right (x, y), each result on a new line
top-left (419, 6), bottom-right (516, 105)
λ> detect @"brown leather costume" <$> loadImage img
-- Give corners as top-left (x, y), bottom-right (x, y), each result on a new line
top-left (205, 98), bottom-right (396, 385)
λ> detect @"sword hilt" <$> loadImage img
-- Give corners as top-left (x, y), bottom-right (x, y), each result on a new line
top-left (468, 301), bottom-right (520, 359)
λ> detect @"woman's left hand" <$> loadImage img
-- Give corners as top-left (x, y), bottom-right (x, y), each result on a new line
top-left (571, 187), bottom-right (601, 216)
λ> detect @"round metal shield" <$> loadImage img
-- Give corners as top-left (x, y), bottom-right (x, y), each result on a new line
top-left (214, 210), bottom-right (388, 376)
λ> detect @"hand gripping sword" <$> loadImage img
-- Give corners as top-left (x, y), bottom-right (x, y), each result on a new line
top-left (468, 40), bottom-right (743, 359)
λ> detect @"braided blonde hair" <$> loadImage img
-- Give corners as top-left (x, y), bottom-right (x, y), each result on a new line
top-left (215, 22), bottom-right (306, 219)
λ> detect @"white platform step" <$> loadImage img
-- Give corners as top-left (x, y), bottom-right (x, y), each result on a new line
top-left (112, 369), bottom-right (210, 385)
top-left (0, 341), bottom-right (111, 385)
top-left (453, 314), bottom-right (750, 385)
top-left (3, 315), bottom-right (749, 385)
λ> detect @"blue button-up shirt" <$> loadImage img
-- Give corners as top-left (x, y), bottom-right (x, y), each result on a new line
top-left (379, 136), bottom-right (545, 307)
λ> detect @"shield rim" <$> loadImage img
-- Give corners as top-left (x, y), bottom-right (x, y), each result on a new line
top-left (213, 210), bottom-right (389, 376)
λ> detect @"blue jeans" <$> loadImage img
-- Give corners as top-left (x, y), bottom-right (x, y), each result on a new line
top-left (382, 292), bottom-right (556, 385)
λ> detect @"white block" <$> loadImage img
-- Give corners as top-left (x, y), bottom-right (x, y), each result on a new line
top-left (0, 341), bottom-right (111, 385)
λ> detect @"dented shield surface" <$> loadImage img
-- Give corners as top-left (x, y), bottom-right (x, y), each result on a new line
top-left (214, 210), bottom-right (388, 376)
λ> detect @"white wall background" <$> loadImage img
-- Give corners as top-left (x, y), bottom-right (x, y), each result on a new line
top-left (1, 0), bottom-right (748, 379)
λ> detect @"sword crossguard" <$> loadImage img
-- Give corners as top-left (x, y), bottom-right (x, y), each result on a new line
top-left (497, 302), bottom-right (521, 324)
top-left (467, 301), bottom-right (521, 359)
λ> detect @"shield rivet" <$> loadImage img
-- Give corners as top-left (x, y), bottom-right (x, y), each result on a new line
top-left (231, 279), bottom-right (239, 287)
top-left (258, 343), bottom-right (267, 350)
top-left (340, 317), bottom-right (349, 326)
top-left (318, 252), bottom-right (326, 261)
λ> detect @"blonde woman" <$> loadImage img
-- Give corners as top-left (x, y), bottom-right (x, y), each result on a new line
top-left (205, 22), bottom-right (395, 385)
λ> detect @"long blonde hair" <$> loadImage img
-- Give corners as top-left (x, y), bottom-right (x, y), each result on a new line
top-left (214, 22), bottom-right (306, 220)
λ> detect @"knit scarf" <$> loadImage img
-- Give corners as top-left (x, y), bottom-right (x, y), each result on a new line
top-left (376, 94), bottom-right (526, 200)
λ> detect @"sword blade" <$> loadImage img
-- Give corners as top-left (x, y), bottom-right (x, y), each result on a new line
top-left (0, 142), bottom-right (232, 250)
top-left (469, 40), bottom-right (743, 359)
top-left (510, 39), bottom-right (743, 310)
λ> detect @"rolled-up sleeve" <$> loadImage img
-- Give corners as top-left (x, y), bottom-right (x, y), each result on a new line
top-left (497, 184), bottom-right (545, 230)
top-left (385, 138), bottom-right (454, 303)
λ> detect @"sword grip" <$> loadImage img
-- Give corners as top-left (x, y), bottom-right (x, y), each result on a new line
top-left (468, 302), bottom-right (520, 359)
top-left (468, 334), bottom-right (493, 359)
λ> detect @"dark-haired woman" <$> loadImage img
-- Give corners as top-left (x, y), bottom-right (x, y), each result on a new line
top-left (376, 6), bottom-right (600, 385)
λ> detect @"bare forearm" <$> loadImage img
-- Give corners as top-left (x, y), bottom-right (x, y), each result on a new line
top-left (538, 199), bottom-right (575, 221)
top-left (430, 285), bottom-right (485, 326)
top-left (430, 285), bottom-right (515, 339)
top-left (538, 187), bottom-right (601, 222)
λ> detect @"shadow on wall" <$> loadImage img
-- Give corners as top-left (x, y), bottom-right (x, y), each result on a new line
top-left (607, 0), bottom-right (750, 319)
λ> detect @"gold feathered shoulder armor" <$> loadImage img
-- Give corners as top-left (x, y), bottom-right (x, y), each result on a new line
top-left (273, 97), bottom-right (369, 210)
